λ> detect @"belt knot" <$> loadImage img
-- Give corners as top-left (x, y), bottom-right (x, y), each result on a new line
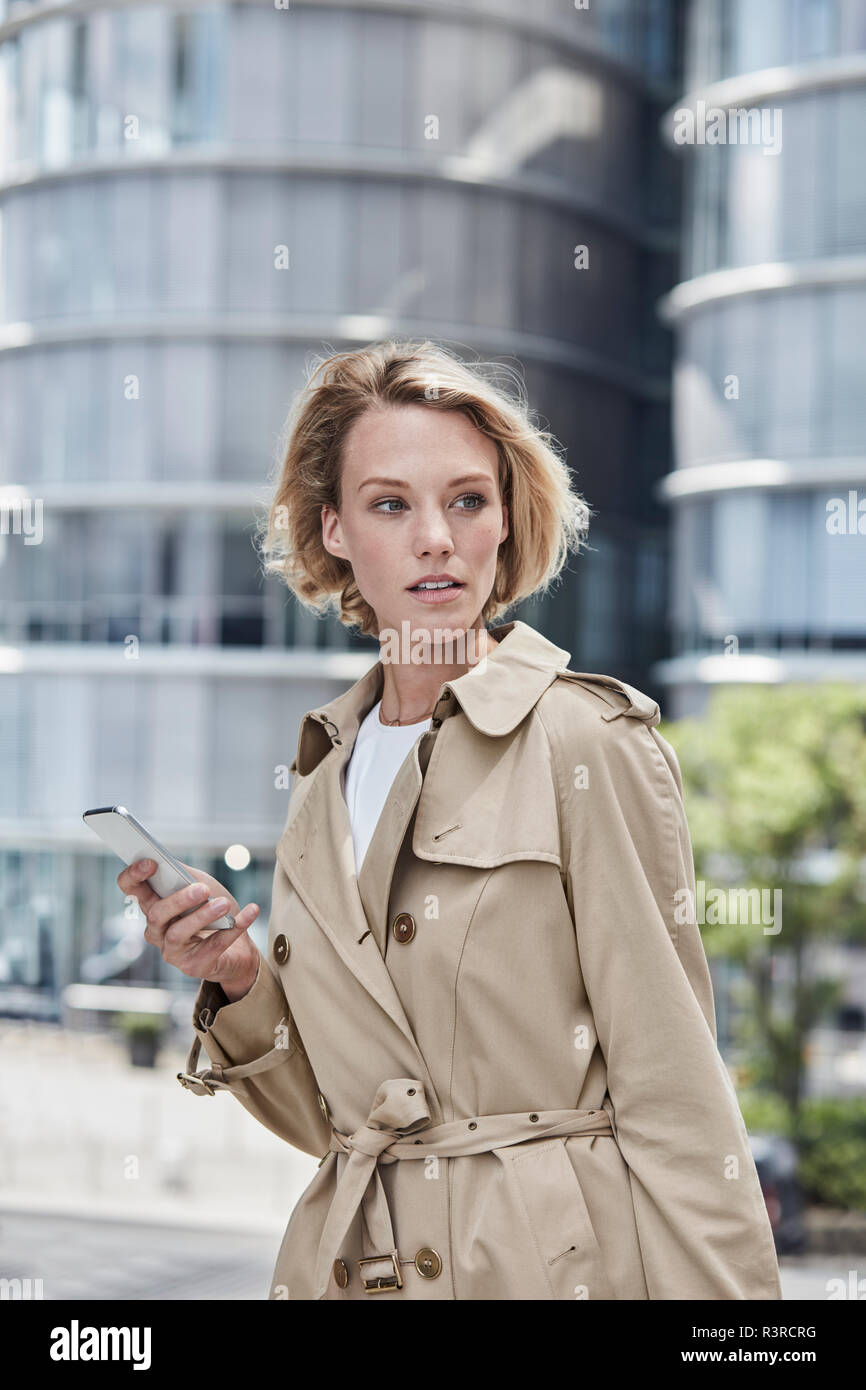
top-left (344, 1124), bottom-right (399, 1161)
top-left (333, 1076), bottom-right (432, 1160)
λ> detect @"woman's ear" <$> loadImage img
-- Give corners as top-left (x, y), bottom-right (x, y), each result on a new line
top-left (321, 503), bottom-right (345, 561)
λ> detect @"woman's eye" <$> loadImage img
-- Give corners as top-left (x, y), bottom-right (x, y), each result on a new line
top-left (372, 493), bottom-right (487, 514)
top-left (456, 493), bottom-right (487, 510)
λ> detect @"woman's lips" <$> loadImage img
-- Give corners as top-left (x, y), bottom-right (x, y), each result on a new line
top-left (407, 583), bottom-right (466, 604)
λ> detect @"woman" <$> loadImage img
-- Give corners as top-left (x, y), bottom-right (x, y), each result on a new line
top-left (120, 339), bottom-right (783, 1301)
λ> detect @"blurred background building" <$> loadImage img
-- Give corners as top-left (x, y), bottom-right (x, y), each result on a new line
top-left (657, 0), bottom-right (866, 718)
top-left (0, 0), bottom-right (685, 1008)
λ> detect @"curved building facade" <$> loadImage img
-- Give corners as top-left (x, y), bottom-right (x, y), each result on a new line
top-left (657, 0), bottom-right (866, 715)
top-left (0, 0), bottom-right (682, 1005)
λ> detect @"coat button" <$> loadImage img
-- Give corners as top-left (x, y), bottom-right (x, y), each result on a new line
top-left (333, 1258), bottom-right (349, 1288)
top-left (273, 934), bottom-right (290, 964)
top-left (414, 1247), bottom-right (442, 1278)
top-left (392, 913), bottom-right (416, 944)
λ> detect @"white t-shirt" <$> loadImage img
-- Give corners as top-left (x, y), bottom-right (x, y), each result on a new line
top-left (343, 699), bottom-right (431, 875)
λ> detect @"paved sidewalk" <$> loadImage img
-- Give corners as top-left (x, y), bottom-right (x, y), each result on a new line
top-left (0, 1209), bottom-right (281, 1300)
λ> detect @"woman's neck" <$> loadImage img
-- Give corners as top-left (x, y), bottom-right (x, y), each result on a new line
top-left (377, 626), bottom-right (500, 725)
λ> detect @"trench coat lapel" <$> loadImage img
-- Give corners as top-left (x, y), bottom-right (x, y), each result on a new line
top-left (276, 660), bottom-right (427, 1056)
top-left (355, 748), bottom-right (424, 958)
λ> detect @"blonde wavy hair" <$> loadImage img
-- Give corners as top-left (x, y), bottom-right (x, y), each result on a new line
top-left (256, 338), bottom-right (592, 638)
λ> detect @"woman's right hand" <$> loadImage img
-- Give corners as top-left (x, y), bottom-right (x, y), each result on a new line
top-left (117, 859), bottom-right (261, 1002)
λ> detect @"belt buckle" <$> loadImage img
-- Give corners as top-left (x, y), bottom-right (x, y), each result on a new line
top-left (358, 1251), bottom-right (403, 1293)
top-left (176, 1071), bottom-right (216, 1097)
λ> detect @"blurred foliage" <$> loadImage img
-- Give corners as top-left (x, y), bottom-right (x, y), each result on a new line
top-left (115, 1011), bottom-right (170, 1036)
top-left (795, 1099), bottom-right (866, 1211)
top-left (739, 1091), bottom-right (866, 1209)
top-left (660, 682), bottom-right (866, 1147)
top-left (738, 1087), bottom-right (792, 1135)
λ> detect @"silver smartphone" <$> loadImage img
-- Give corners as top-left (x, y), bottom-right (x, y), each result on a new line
top-left (83, 805), bottom-right (236, 931)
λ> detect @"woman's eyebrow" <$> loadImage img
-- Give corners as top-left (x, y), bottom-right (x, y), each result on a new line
top-left (358, 473), bottom-right (492, 492)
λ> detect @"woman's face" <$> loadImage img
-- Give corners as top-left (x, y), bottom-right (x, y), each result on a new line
top-left (321, 403), bottom-right (509, 640)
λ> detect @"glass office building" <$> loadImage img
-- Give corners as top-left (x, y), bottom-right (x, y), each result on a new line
top-left (0, 0), bottom-right (683, 1006)
top-left (657, 0), bottom-right (866, 715)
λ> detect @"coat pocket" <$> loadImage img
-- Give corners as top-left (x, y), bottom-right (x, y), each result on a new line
top-left (494, 1136), bottom-right (616, 1300)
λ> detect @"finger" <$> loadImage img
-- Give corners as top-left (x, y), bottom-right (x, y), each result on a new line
top-left (158, 889), bottom-right (244, 956)
top-left (177, 907), bottom-right (260, 966)
top-left (118, 859), bottom-right (161, 916)
top-left (145, 879), bottom-right (211, 941)
top-left (117, 858), bottom-right (157, 893)
top-left (166, 900), bottom-right (258, 956)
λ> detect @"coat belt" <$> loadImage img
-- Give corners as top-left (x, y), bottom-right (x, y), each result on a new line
top-left (313, 1076), bottom-right (615, 1299)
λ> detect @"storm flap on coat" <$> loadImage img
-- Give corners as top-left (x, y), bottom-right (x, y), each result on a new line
top-left (179, 619), bottom-right (783, 1301)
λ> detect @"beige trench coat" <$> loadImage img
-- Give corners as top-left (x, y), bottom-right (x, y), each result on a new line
top-left (179, 619), bottom-right (783, 1301)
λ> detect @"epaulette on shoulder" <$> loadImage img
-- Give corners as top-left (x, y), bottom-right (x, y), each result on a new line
top-left (553, 669), bottom-right (660, 726)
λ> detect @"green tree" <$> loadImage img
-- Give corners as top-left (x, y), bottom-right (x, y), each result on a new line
top-left (661, 683), bottom-right (866, 1144)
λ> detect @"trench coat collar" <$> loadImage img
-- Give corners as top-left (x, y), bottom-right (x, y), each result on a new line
top-left (293, 619), bottom-right (567, 775)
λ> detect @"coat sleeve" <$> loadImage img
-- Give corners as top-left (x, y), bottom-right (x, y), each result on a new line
top-left (547, 698), bottom-right (783, 1300)
top-left (179, 946), bottom-right (332, 1160)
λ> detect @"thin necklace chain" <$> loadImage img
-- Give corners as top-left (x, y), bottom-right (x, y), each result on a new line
top-left (379, 703), bottom-right (434, 727)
